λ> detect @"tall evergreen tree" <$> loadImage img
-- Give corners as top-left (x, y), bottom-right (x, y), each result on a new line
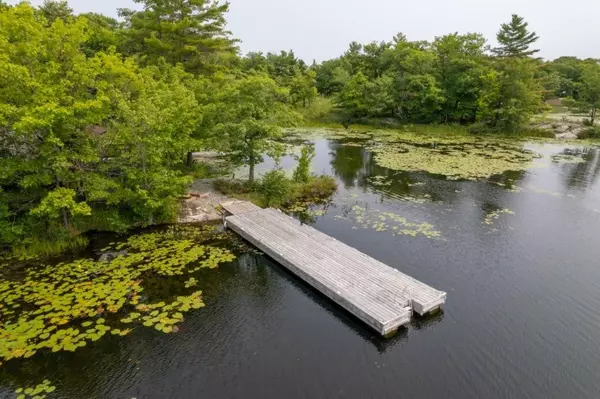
top-left (38, 0), bottom-right (73, 24)
top-left (493, 14), bottom-right (540, 58)
top-left (119, 0), bottom-right (238, 74)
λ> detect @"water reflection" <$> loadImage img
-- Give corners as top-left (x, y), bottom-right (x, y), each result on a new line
top-left (561, 147), bottom-right (600, 190)
top-left (328, 141), bottom-right (369, 187)
top-left (5, 137), bottom-right (600, 399)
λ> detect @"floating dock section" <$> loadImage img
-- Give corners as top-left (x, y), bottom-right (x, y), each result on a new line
top-left (221, 201), bottom-right (446, 336)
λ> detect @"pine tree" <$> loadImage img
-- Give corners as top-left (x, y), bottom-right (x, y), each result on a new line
top-left (120, 0), bottom-right (238, 74)
top-left (38, 0), bottom-right (73, 24)
top-left (493, 14), bottom-right (540, 58)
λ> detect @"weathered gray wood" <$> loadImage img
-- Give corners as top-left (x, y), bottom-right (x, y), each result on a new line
top-left (221, 200), bottom-right (262, 216)
top-left (222, 201), bottom-right (446, 335)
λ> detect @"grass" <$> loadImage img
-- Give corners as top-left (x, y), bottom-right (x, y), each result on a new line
top-left (213, 174), bottom-right (337, 211)
top-left (295, 119), bottom-right (560, 141)
top-left (7, 235), bottom-right (89, 261)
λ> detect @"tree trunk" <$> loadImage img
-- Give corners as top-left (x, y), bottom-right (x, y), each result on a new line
top-left (61, 208), bottom-right (69, 230)
top-left (248, 160), bottom-right (255, 183)
top-left (186, 151), bottom-right (194, 167)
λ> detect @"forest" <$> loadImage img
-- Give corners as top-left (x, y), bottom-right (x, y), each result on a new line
top-left (1, 0), bottom-right (600, 255)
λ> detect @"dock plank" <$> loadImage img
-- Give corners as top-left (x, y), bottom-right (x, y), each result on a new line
top-left (223, 201), bottom-right (446, 335)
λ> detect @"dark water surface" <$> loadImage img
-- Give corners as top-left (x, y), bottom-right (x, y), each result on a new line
top-left (3, 138), bottom-right (600, 399)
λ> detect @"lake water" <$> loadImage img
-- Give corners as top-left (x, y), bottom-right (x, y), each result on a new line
top-left (2, 134), bottom-right (600, 398)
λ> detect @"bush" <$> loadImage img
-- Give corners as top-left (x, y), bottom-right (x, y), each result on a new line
top-left (293, 175), bottom-right (337, 201)
top-left (296, 97), bottom-right (334, 121)
top-left (213, 172), bottom-right (337, 211)
top-left (292, 145), bottom-right (315, 183)
top-left (578, 127), bottom-right (600, 139)
top-left (582, 119), bottom-right (595, 127)
top-left (260, 170), bottom-right (292, 207)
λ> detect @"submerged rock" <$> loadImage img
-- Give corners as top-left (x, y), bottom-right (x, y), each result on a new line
top-left (99, 250), bottom-right (127, 262)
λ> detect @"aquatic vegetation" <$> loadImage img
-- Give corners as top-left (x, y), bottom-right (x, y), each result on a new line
top-left (14, 380), bottom-right (55, 399)
top-left (368, 176), bottom-right (392, 187)
top-left (336, 205), bottom-right (441, 239)
top-left (550, 153), bottom-right (586, 164)
top-left (292, 128), bottom-right (540, 180)
top-left (307, 209), bottom-right (327, 217)
top-left (0, 225), bottom-right (235, 365)
top-left (372, 142), bottom-right (536, 180)
top-left (184, 277), bottom-right (198, 288)
top-left (483, 209), bottom-right (515, 226)
top-left (491, 181), bottom-right (522, 192)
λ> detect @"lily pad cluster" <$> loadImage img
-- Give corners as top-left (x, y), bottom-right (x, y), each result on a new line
top-left (371, 141), bottom-right (536, 181)
top-left (293, 128), bottom-right (540, 180)
top-left (14, 380), bottom-right (55, 399)
top-left (336, 205), bottom-right (441, 239)
top-left (367, 176), bottom-right (392, 187)
top-left (0, 225), bottom-right (235, 366)
top-left (483, 208), bottom-right (515, 226)
top-left (550, 153), bottom-right (586, 164)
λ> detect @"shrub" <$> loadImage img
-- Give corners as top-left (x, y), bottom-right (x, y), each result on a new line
top-left (578, 127), bottom-right (600, 139)
top-left (582, 119), bottom-right (595, 127)
top-left (294, 175), bottom-right (337, 201)
top-left (296, 97), bottom-right (334, 121)
top-left (260, 170), bottom-right (292, 207)
top-left (293, 145), bottom-right (316, 183)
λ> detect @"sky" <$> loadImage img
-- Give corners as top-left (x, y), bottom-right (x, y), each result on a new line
top-left (9, 0), bottom-right (600, 62)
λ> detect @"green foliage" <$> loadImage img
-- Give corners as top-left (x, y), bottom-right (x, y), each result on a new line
top-left (0, 3), bottom-right (210, 250)
top-left (38, 0), bottom-right (73, 25)
top-left (0, 225), bottom-right (235, 365)
top-left (14, 379), bottom-right (56, 399)
top-left (492, 14), bottom-right (540, 57)
top-left (293, 145), bottom-right (316, 183)
top-left (119, 0), bottom-right (238, 73)
top-left (313, 16), bottom-right (550, 131)
top-left (9, 235), bottom-right (89, 260)
top-left (336, 204), bottom-right (441, 239)
top-left (477, 58), bottom-right (543, 132)
top-left (260, 169), bottom-right (292, 207)
top-left (30, 188), bottom-right (91, 223)
top-left (577, 126), bottom-right (600, 139)
top-left (214, 173), bottom-right (337, 211)
top-left (80, 12), bottom-right (121, 57)
top-left (296, 96), bottom-right (334, 121)
top-left (291, 175), bottom-right (337, 204)
top-left (207, 74), bottom-right (300, 182)
top-left (563, 62), bottom-right (600, 124)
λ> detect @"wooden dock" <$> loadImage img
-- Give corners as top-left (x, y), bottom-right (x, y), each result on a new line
top-left (221, 201), bottom-right (446, 336)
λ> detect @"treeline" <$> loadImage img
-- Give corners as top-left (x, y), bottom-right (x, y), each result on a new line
top-left (0, 0), bottom-right (316, 254)
top-left (313, 15), bottom-right (600, 129)
top-left (1, 1), bottom-right (599, 255)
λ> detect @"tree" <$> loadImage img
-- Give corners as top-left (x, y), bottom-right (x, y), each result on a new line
top-left (209, 75), bottom-right (299, 182)
top-left (493, 14), bottom-right (539, 58)
top-left (0, 3), bottom-right (202, 249)
top-left (80, 13), bottom-right (121, 57)
top-left (30, 188), bottom-right (91, 229)
top-left (563, 62), bottom-right (600, 125)
top-left (119, 0), bottom-right (238, 74)
top-left (433, 33), bottom-right (488, 123)
top-left (548, 56), bottom-right (586, 98)
top-left (289, 69), bottom-right (318, 107)
top-left (38, 0), bottom-right (73, 25)
top-left (477, 58), bottom-right (543, 131)
top-left (314, 59), bottom-right (349, 96)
